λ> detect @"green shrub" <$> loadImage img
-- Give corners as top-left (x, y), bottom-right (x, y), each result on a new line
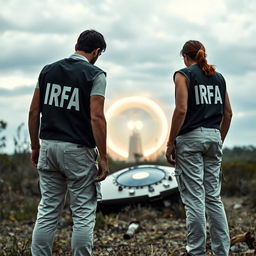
top-left (222, 162), bottom-right (256, 196)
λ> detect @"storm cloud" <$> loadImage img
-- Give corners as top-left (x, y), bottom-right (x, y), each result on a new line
top-left (0, 0), bottom-right (256, 152)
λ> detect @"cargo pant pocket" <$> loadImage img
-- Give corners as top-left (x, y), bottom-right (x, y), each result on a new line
top-left (95, 182), bottom-right (102, 200)
top-left (37, 148), bottom-right (49, 171)
top-left (175, 168), bottom-right (186, 192)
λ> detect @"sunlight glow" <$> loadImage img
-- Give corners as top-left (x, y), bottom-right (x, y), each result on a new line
top-left (106, 96), bottom-right (168, 158)
top-left (127, 120), bottom-right (143, 131)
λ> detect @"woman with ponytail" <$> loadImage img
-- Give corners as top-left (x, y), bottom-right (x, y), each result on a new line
top-left (166, 40), bottom-right (232, 256)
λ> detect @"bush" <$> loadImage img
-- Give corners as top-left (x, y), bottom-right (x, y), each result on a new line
top-left (0, 153), bottom-right (38, 195)
top-left (222, 162), bottom-right (256, 196)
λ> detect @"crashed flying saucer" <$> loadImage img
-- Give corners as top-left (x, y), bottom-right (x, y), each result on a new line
top-left (97, 165), bottom-right (178, 207)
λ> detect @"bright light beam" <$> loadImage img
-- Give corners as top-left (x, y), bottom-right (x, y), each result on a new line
top-left (127, 120), bottom-right (143, 130)
top-left (106, 96), bottom-right (168, 159)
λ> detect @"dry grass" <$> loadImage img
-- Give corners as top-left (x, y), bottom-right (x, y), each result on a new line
top-left (0, 193), bottom-right (255, 256)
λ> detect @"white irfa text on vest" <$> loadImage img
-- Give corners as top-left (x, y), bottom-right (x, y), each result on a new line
top-left (194, 84), bottom-right (223, 105)
top-left (44, 83), bottom-right (80, 111)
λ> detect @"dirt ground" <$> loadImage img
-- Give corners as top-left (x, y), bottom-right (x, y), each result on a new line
top-left (0, 194), bottom-right (255, 256)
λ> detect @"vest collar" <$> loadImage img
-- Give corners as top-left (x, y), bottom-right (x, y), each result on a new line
top-left (70, 53), bottom-right (89, 62)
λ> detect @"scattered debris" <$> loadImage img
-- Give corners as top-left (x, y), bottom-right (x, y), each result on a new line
top-left (0, 194), bottom-right (255, 255)
top-left (123, 221), bottom-right (140, 239)
top-left (231, 231), bottom-right (255, 249)
top-left (231, 231), bottom-right (256, 255)
top-left (233, 203), bottom-right (242, 209)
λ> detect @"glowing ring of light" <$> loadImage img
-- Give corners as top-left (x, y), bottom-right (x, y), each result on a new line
top-left (106, 96), bottom-right (168, 158)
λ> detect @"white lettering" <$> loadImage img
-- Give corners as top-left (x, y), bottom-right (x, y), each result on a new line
top-left (199, 84), bottom-right (208, 104)
top-left (207, 85), bottom-right (214, 104)
top-left (195, 84), bottom-right (223, 105)
top-left (67, 88), bottom-right (80, 111)
top-left (60, 86), bottom-right (72, 107)
top-left (215, 86), bottom-right (223, 104)
top-left (44, 83), bottom-right (80, 111)
top-left (48, 84), bottom-right (61, 107)
top-left (194, 85), bottom-right (200, 105)
top-left (44, 83), bottom-right (51, 104)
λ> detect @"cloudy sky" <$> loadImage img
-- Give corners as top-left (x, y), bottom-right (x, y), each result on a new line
top-left (0, 0), bottom-right (256, 154)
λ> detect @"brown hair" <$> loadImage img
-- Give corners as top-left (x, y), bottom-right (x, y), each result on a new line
top-left (180, 40), bottom-right (216, 76)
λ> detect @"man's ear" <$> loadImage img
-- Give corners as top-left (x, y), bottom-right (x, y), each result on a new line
top-left (92, 48), bottom-right (101, 56)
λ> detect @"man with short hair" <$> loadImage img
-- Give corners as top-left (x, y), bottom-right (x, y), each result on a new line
top-left (28, 29), bottom-right (109, 256)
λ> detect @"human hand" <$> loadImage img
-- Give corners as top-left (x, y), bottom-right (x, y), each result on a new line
top-left (94, 158), bottom-right (109, 182)
top-left (166, 143), bottom-right (176, 165)
top-left (31, 149), bottom-right (40, 167)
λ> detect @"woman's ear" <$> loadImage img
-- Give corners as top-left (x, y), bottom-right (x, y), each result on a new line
top-left (183, 54), bottom-right (191, 67)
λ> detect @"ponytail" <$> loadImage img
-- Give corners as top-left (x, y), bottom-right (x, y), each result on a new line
top-left (181, 40), bottom-right (216, 76)
top-left (195, 49), bottom-right (216, 76)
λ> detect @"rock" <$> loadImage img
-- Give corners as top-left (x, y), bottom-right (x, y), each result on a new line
top-left (233, 203), bottom-right (242, 209)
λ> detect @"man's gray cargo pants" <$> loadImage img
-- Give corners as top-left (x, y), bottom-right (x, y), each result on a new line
top-left (31, 140), bottom-right (101, 256)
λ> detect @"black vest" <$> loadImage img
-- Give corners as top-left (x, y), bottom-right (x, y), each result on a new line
top-left (174, 64), bottom-right (226, 135)
top-left (38, 57), bottom-right (105, 147)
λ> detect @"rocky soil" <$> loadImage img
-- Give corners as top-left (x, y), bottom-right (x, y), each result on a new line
top-left (0, 194), bottom-right (255, 256)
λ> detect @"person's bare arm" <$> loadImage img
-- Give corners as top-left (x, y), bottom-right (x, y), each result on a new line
top-left (220, 91), bottom-right (232, 142)
top-left (166, 73), bottom-right (188, 165)
top-left (90, 95), bottom-right (109, 182)
top-left (28, 88), bottom-right (40, 166)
